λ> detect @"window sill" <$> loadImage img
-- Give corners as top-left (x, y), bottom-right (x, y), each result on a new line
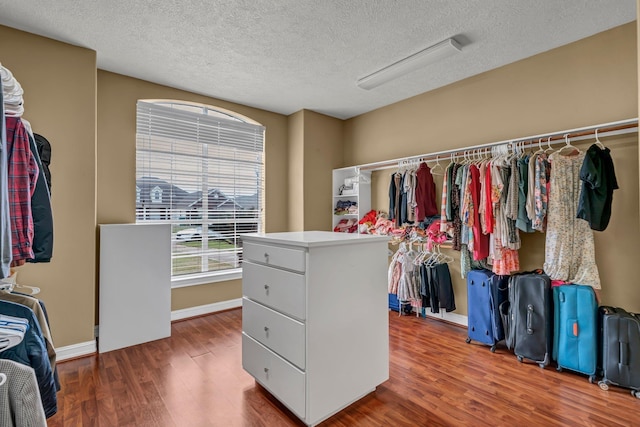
top-left (171, 269), bottom-right (242, 288)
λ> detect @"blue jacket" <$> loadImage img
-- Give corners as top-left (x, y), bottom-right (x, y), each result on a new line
top-left (0, 300), bottom-right (57, 417)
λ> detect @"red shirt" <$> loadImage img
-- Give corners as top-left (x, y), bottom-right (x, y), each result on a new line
top-left (414, 162), bottom-right (437, 221)
top-left (5, 117), bottom-right (38, 261)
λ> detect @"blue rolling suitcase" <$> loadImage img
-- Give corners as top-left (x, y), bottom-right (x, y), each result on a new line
top-left (552, 284), bottom-right (598, 382)
top-left (598, 306), bottom-right (640, 398)
top-left (465, 269), bottom-right (509, 352)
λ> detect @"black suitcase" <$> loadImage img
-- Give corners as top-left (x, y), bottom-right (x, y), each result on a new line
top-left (598, 306), bottom-right (640, 398)
top-left (503, 272), bottom-right (552, 368)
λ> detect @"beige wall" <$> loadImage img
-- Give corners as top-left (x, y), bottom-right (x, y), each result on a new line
top-left (287, 109), bottom-right (344, 231)
top-left (97, 71), bottom-right (290, 311)
top-left (0, 25), bottom-right (97, 347)
top-left (288, 110), bottom-right (304, 231)
top-left (301, 110), bottom-right (344, 231)
top-left (347, 23), bottom-right (640, 314)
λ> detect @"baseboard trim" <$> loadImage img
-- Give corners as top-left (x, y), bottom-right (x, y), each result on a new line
top-left (422, 311), bottom-right (468, 327)
top-left (171, 298), bottom-right (243, 321)
top-left (57, 340), bottom-right (97, 361)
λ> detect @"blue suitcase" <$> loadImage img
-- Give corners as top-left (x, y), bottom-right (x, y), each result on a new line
top-left (465, 269), bottom-right (508, 352)
top-left (552, 284), bottom-right (598, 382)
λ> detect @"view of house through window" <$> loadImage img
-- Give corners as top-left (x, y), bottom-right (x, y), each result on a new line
top-left (136, 100), bottom-right (265, 280)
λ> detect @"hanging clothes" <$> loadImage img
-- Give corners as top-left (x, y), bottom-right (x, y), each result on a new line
top-left (533, 153), bottom-right (551, 232)
top-left (5, 117), bottom-right (38, 265)
top-left (0, 80), bottom-right (11, 278)
top-left (0, 300), bottom-right (56, 417)
top-left (577, 144), bottom-right (618, 231)
top-left (0, 359), bottom-right (47, 427)
top-left (26, 132), bottom-right (53, 263)
top-left (33, 134), bottom-right (52, 195)
top-left (414, 162), bottom-right (437, 222)
top-left (388, 172), bottom-right (402, 227)
top-left (450, 163), bottom-right (462, 251)
top-left (544, 151), bottom-right (600, 289)
top-left (516, 156), bottom-right (534, 232)
top-left (420, 261), bottom-right (455, 313)
top-left (469, 164), bottom-right (489, 260)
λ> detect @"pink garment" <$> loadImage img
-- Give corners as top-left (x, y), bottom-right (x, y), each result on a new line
top-left (484, 162), bottom-right (494, 233)
top-left (414, 162), bottom-right (437, 221)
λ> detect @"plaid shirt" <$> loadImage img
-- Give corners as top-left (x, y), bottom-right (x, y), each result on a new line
top-left (5, 117), bottom-right (38, 261)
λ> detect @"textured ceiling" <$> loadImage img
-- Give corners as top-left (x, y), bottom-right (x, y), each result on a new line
top-left (0, 0), bottom-right (636, 119)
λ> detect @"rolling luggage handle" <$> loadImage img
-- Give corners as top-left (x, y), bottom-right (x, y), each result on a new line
top-left (526, 304), bottom-right (534, 335)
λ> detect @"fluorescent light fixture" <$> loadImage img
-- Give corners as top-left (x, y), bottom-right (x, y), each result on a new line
top-left (356, 38), bottom-right (462, 90)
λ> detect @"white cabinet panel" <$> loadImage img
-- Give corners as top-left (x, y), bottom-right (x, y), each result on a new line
top-left (243, 242), bottom-right (306, 273)
top-left (99, 224), bottom-right (171, 353)
top-left (242, 333), bottom-right (306, 418)
top-left (243, 298), bottom-right (305, 369)
top-left (242, 260), bottom-right (305, 320)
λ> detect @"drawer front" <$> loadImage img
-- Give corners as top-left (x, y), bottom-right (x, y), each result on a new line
top-left (242, 333), bottom-right (306, 418)
top-left (243, 242), bottom-right (306, 273)
top-left (242, 260), bottom-right (306, 320)
top-left (243, 298), bottom-right (306, 370)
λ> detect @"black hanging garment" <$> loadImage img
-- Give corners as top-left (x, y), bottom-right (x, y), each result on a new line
top-left (577, 144), bottom-right (618, 231)
top-left (27, 134), bottom-right (54, 263)
top-left (34, 133), bottom-right (52, 194)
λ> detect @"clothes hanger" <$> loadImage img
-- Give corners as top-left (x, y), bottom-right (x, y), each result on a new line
top-left (594, 129), bottom-right (606, 149)
top-left (556, 133), bottom-right (581, 155)
top-left (12, 283), bottom-right (41, 296)
top-left (430, 156), bottom-right (444, 176)
top-left (544, 136), bottom-right (554, 153)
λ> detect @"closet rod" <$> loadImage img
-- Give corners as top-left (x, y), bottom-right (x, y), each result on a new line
top-left (355, 118), bottom-right (638, 172)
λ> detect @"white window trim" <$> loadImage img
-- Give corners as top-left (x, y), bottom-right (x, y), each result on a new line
top-left (171, 268), bottom-right (242, 288)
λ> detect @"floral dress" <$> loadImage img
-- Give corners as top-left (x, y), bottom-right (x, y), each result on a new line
top-left (543, 151), bottom-right (600, 289)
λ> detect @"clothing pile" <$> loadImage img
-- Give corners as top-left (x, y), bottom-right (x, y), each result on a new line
top-left (334, 199), bottom-right (357, 215)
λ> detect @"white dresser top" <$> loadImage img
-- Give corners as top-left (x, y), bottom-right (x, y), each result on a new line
top-left (242, 231), bottom-right (389, 248)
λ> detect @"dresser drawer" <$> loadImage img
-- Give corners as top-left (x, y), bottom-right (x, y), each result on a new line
top-left (242, 333), bottom-right (306, 418)
top-left (243, 242), bottom-right (306, 273)
top-left (242, 260), bottom-right (306, 320)
top-left (243, 297), bottom-right (306, 369)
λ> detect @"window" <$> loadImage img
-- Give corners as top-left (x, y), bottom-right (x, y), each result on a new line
top-left (150, 186), bottom-right (163, 203)
top-left (136, 100), bottom-right (265, 284)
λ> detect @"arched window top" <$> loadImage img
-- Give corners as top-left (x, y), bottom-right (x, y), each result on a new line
top-left (140, 99), bottom-right (262, 126)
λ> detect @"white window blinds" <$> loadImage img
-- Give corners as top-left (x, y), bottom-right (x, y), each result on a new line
top-left (136, 100), bottom-right (264, 279)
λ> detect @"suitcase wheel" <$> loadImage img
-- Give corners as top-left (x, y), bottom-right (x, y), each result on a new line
top-left (517, 356), bottom-right (523, 363)
top-left (465, 337), bottom-right (471, 344)
top-left (556, 366), bottom-right (563, 373)
top-left (588, 376), bottom-right (595, 384)
top-left (632, 390), bottom-right (640, 399)
top-left (538, 363), bottom-right (546, 369)
top-left (490, 345), bottom-right (496, 353)
top-left (598, 381), bottom-right (609, 391)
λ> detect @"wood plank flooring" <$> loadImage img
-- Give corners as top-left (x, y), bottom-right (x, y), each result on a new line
top-left (46, 309), bottom-right (639, 427)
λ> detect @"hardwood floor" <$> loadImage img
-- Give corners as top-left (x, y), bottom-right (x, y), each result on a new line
top-left (47, 309), bottom-right (639, 427)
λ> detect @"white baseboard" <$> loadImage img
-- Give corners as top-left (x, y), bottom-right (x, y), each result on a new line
top-left (422, 310), bottom-right (468, 327)
top-left (171, 298), bottom-right (243, 321)
top-left (57, 340), bottom-right (97, 361)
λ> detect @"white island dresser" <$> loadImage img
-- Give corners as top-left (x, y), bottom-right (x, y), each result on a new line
top-left (241, 231), bottom-right (389, 426)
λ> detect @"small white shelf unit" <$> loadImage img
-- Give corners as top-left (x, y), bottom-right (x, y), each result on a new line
top-left (332, 166), bottom-right (371, 231)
